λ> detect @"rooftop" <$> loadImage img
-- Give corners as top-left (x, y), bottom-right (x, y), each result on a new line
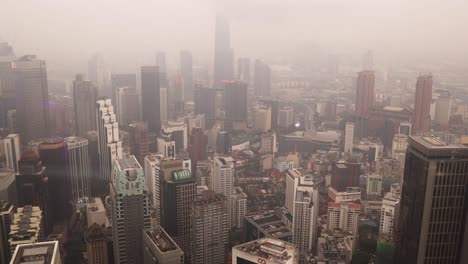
top-left (245, 210), bottom-right (292, 238)
top-left (233, 238), bottom-right (297, 264)
top-left (116, 155), bottom-right (141, 170)
top-left (11, 241), bottom-right (59, 264)
top-left (145, 227), bottom-right (181, 253)
top-left (409, 136), bottom-right (468, 157)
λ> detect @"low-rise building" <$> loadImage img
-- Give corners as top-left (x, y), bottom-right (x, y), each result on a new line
top-left (232, 238), bottom-right (298, 264)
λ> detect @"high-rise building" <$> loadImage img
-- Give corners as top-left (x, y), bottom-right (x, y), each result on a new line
top-left (330, 161), bottom-right (361, 192)
top-left (231, 187), bottom-right (247, 229)
top-left (180, 50), bottom-right (193, 101)
top-left (255, 104), bottom-right (272, 132)
top-left (379, 192), bottom-right (400, 242)
top-left (412, 75), bottom-right (433, 133)
top-left (0, 201), bottom-right (13, 264)
top-left (128, 121), bottom-right (149, 165)
top-left (254, 59), bottom-right (272, 97)
top-left (223, 81), bottom-right (248, 129)
top-left (260, 99), bottom-right (280, 130)
top-left (355, 70), bottom-right (375, 116)
top-left (395, 136), bottom-right (468, 263)
top-left (143, 226), bottom-right (184, 264)
top-left (194, 86), bottom-right (217, 126)
top-left (96, 99), bottom-right (122, 182)
top-left (161, 121), bottom-right (187, 153)
top-left (213, 157), bottom-right (234, 224)
top-left (157, 137), bottom-right (176, 158)
top-left (191, 190), bottom-right (229, 264)
top-left (327, 202), bottom-right (360, 238)
top-left (155, 52), bottom-right (167, 88)
top-left (110, 156), bottom-right (151, 264)
top-left (73, 74), bottom-right (97, 137)
top-left (48, 96), bottom-right (73, 137)
top-left (434, 90), bottom-right (450, 128)
top-left (9, 206), bottom-right (45, 254)
top-left (141, 66), bottom-right (161, 134)
top-left (366, 174), bottom-right (382, 196)
top-left (116, 87), bottom-right (139, 127)
top-left (110, 73), bottom-right (137, 104)
top-left (88, 54), bottom-right (109, 96)
top-left (237, 57), bottom-right (250, 83)
top-left (260, 132), bottom-right (277, 154)
top-left (189, 128), bottom-right (207, 170)
top-left (344, 122), bottom-right (354, 153)
top-left (160, 169), bottom-right (196, 261)
top-left (10, 241), bottom-right (61, 264)
top-left (213, 16), bottom-right (233, 87)
top-left (278, 106), bottom-right (294, 128)
top-left (160, 87), bottom-right (168, 123)
top-left (4, 134), bottom-right (20, 173)
top-left (86, 223), bottom-right (110, 264)
top-left (64, 136), bottom-right (90, 202)
top-left (232, 238), bottom-right (298, 264)
top-left (14, 55), bottom-right (50, 143)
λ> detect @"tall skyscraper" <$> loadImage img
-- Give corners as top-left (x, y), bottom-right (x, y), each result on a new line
top-left (156, 52), bottom-right (167, 88)
top-left (213, 16), bottom-right (233, 87)
top-left (141, 66), bottom-right (161, 134)
top-left (160, 169), bottom-right (196, 261)
top-left (237, 57), bottom-right (250, 83)
top-left (110, 73), bottom-right (137, 104)
top-left (189, 128), bottom-right (207, 171)
top-left (0, 201), bottom-right (13, 264)
top-left (395, 136), bottom-right (468, 263)
top-left (344, 122), bottom-right (354, 153)
top-left (160, 87), bottom-right (168, 123)
top-left (180, 50), bottom-right (193, 101)
top-left (97, 99), bottom-right (122, 182)
top-left (213, 157), bottom-right (234, 226)
top-left (129, 121), bottom-right (149, 165)
top-left (216, 131), bottom-right (232, 155)
top-left (355, 70), bottom-right (375, 116)
top-left (0, 61), bottom-right (16, 130)
top-left (194, 86), bottom-right (217, 126)
top-left (64, 136), bottom-right (91, 202)
top-left (255, 104), bottom-right (272, 132)
top-left (116, 87), bottom-right (139, 127)
top-left (10, 241), bottom-right (61, 264)
top-left (88, 53), bottom-right (109, 96)
top-left (230, 187), bottom-right (247, 229)
top-left (4, 134), bottom-right (20, 173)
top-left (223, 81), bottom-right (248, 128)
top-left (191, 190), bottom-right (229, 264)
top-left (14, 55), bottom-right (50, 143)
top-left (73, 74), bottom-right (97, 137)
top-left (254, 59), bottom-right (272, 97)
top-left (413, 75), bottom-right (433, 133)
top-left (434, 90), bottom-right (450, 128)
top-left (362, 49), bottom-right (374, 70)
top-left (110, 156), bottom-right (151, 264)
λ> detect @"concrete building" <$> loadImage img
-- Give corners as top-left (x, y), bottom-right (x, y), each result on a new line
top-left (213, 157), bottom-right (234, 226)
top-left (128, 121), bottom-right (149, 164)
top-left (413, 75), bottom-right (433, 133)
top-left (260, 132), bottom-right (277, 154)
top-left (143, 227), bottom-right (184, 264)
top-left (4, 134), bottom-right (20, 173)
top-left (231, 187), bottom-right (247, 229)
top-left (344, 122), bottom-right (354, 153)
top-left (160, 87), bottom-right (168, 123)
top-left (395, 136), bottom-right (468, 263)
top-left (355, 70), bottom-right (375, 116)
top-left (255, 105), bottom-right (272, 132)
top-left (157, 137), bottom-right (176, 158)
top-left (391, 134), bottom-right (408, 158)
top-left (379, 192), bottom-right (400, 241)
top-left (0, 201), bottom-right (13, 264)
top-left (73, 74), bottom-right (97, 137)
top-left (223, 81), bottom-right (248, 130)
top-left (434, 91), bottom-right (450, 127)
top-left (232, 238), bottom-right (298, 264)
top-left (88, 54), bottom-right (109, 95)
top-left (9, 206), bottom-right (44, 255)
top-left (244, 210), bottom-right (292, 242)
top-left (191, 190), bottom-right (229, 264)
top-left (278, 106), bottom-right (294, 128)
top-left (366, 174), bottom-right (382, 196)
top-left (327, 202), bottom-right (360, 239)
top-left (86, 223), bottom-right (110, 264)
top-left (86, 197), bottom-right (109, 228)
top-left (10, 241), bottom-right (61, 264)
top-left (237, 57), bottom-right (250, 83)
top-left (64, 136), bottom-right (90, 202)
top-left (110, 156), bottom-right (151, 264)
top-left (141, 66), bottom-right (161, 134)
top-left (97, 99), bottom-right (122, 182)
top-left (314, 229), bottom-right (354, 264)
top-left (116, 87), bottom-right (139, 127)
top-left (161, 121), bottom-right (187, 153)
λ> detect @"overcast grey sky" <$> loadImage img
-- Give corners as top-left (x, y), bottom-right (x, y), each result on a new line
top-left (1, 0), bottom-right (467, 70)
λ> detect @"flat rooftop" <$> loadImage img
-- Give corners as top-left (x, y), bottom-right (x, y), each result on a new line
top-left (245, 211), bottom-right (292, 238)
top-left (11, 241), bottom-right (59, 264)
top-left (409, 136), bottom-right (468, 157)
top-left (234, 238), bottom-right (297, 264)
top-left (145, 227), bottom-right (181, 253)
top-left (116, 155), bottom-right (141, 170)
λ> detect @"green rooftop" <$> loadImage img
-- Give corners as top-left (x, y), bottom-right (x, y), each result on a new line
top-left (172, 169), bottom-right (192, 182)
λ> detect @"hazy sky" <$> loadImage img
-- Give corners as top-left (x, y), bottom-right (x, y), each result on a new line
top-left (1, 0), bottom-right (467, 71)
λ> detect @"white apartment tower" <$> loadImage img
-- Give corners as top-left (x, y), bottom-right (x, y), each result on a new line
top-left (327, 202), bottom-right (360, 238)
top-left (213, 157), bottom-right (234, 226)
top-left (4, 134), bottom-right (20, 173)
top-left (344, 122), bottom-right (354, 153)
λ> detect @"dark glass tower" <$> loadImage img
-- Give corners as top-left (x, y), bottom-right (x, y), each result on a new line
top-left (395, 136), bottom-right (468, 263)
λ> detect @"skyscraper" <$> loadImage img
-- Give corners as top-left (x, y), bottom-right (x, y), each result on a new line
top-left (213, 16), bottom-right (233, 87)
top-left (73, 74), bottom-right (97, 137)
top-left (116, 87), bottom-right (139, 127)
top-left (237, 57), bottom-right (250, 83)
top-left (129, 121), bottom-right (149, 165)
top-left (0, 201), bottom-right (13, 264)
top-left (88, 53), bottom-right (109, 96)
top-left (194, 86), bottom-right (217, 126)
top-left (14, 55), bottom-right (50, 143)
top-left (223, 81), bottom-right (248, 128)
top-left (413, 75), bottom-right (433, 133)
top-left (4, 134), bottom-right (20, 173)
top-left (180, 50), bottom-right (193, 101)
top-left (64, 136), bottom-right (91, 202)
top-left (110, 73), bottom-right (137, 104)
top-left (355, 70), bottom-right (375, 116)
top-left (191, 190), bottom-right (229, 264)
top-left (213, 157), bottom-right (234, 226)
top-left (110, 156), bottom-right (151, 264)
top-left (254, 59), bottom-right (272, 97)
top-left (395, 136), bottom-right (468, 263)
top-left (189, 128), bottom-right (208, 171)
top-left (156, 52), bottom-right (167, 88)
top-left (96, 99), bottom-right (122, 182)
top-left (141, 66), bottom-right (161, 134)
top-left (344, 122), bottom-right (354, 153)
